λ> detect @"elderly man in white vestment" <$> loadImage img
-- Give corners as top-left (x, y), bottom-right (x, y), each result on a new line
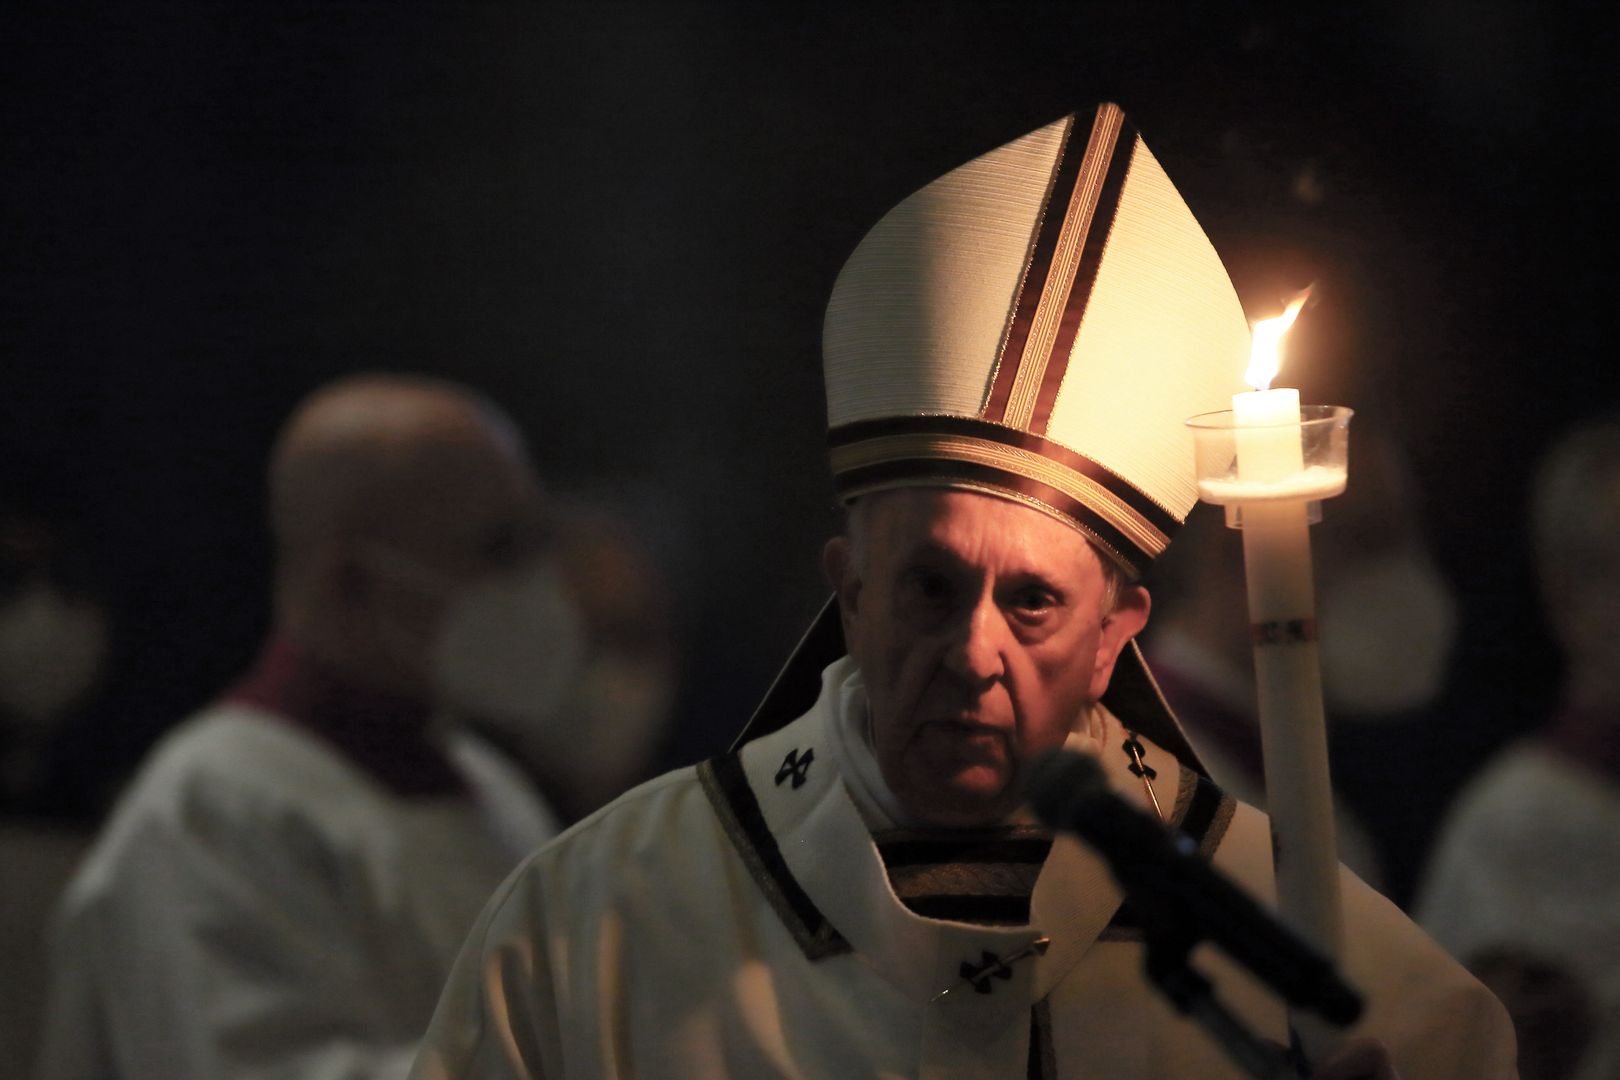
top-left (34, 376), bottom-right (567, 1079)
top-left (411, 107), bottom-right (1515, 1079)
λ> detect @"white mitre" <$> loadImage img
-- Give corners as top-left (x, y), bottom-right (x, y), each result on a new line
top-left (741, 106), bottom-right (1250, 768)
top-left (823, 104), bottom-right (1249, 578)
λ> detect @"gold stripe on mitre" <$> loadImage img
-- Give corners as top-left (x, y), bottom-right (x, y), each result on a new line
top-left (821, 104), bottom-right (1249, 579)
top-left (998, 105), bottom-right (1129, 431)
top-left (829, 429), bottom-right (1174, 564)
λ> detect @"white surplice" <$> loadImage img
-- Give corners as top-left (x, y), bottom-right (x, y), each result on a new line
top-left (1418, 741), bottom-right (1620, 1080)
top-left (35, 704), bottom-right (555, 1080)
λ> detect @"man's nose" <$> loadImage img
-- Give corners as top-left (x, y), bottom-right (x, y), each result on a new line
top-left (941, 595), bottom-right (1007, 687)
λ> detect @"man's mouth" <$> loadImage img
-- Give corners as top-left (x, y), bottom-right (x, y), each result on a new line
top-left (925, 717), bottom-right (1004, 738)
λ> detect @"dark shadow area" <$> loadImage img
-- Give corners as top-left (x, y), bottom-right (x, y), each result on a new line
top-left (2, 0), bottom-right (1609, 868)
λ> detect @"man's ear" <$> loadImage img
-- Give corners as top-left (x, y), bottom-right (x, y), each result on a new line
top-left (821, 536), bottom-right (861, 643)
top-left (1090, 584), bottom-right (1151, 700)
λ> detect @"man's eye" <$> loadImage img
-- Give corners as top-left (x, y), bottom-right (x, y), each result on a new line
top-left (905, 569), bottom-right (954, 606)
top-left (1008, 586), bottom-right (1059, 615)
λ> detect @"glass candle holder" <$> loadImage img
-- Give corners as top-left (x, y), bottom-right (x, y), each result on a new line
top-left (1185, 405), bottom-right (1353, 526)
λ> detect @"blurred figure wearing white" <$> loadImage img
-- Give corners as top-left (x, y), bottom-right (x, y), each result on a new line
top-left (35, 375), bottom-right (565, 1080)
top-left (1417, 411), bottom-right (1620, 1080)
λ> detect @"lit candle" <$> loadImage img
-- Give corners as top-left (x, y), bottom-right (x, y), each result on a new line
top-left (1233, 292), bottom-right (1308, 482)
top-left (1232, 291), bottom-right (1344, 1064)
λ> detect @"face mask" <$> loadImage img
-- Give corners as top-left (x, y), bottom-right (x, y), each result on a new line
top-left (1317, 548), bottom-right (1457, 719)
top-left (430, 558), bottom-right (586, 725)
top-left (360, 544), bottom-right (587, 720)
top-left (0, 580), bottom-right (109, 731)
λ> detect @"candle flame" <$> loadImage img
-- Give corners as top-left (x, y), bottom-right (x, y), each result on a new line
top-left (1245, 289), bottom-right (1312, 390)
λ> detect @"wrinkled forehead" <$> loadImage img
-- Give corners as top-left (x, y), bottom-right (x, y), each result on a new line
top-left (850, 487), bottom-right (1106, 579)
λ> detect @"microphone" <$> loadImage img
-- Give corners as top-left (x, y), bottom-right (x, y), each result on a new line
top-left (1025, 748), bottom-right (1362, 1027)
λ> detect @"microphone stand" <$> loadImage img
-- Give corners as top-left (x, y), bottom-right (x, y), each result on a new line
top-left (1131, 871), bottom-right (1305, 1079)
top-left (1026, 749), bottom-right (1354, 1077)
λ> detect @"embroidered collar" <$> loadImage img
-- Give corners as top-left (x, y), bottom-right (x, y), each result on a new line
top-left (701, 657), bottom-right (1235, 1010)
top-left (874, 825), bottom-right (1054, 925)
top-left (224, 635), bottom-right (465, 798)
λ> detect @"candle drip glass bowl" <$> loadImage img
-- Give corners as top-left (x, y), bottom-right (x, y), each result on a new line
top-left (1185, 405), bottom-right (1353, 526)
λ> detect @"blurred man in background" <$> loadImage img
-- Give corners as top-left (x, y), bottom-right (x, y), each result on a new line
top-left (35, 374), bottom-right (566, 1079)
top-left (1417, 410), bottom-right (1620, 1080)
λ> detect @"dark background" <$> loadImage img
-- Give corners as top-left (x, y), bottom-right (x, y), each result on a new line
top-left (4, 2), bottom-right (1613, 902)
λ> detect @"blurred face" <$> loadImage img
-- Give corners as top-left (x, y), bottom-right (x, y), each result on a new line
top-left (398, 439), bottom-right (546, 586)
top-left (824, 489), bottom-right (1148, 826)
top-left (353, 416), bottom-right (551, 696)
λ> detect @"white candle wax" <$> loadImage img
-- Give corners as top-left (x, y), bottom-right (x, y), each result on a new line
top-left (1232, 387), bottom-right (1304, 482)
top-left (1230, 384), bottom-right (1345, 1064)
top-left (1197, 464), bottom-right (1346, 505)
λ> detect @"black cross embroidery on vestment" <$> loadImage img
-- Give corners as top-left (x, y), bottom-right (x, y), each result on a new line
top-left (1122, 735), bottom-right (1156, 780)
top-left (960, 950), bottom-right (1015, 994)
top-left (775, 747), bottom-right (814, 789)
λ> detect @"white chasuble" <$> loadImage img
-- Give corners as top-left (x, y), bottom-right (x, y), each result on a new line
top-left (412, 659), bottom-right (1514, 1079)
